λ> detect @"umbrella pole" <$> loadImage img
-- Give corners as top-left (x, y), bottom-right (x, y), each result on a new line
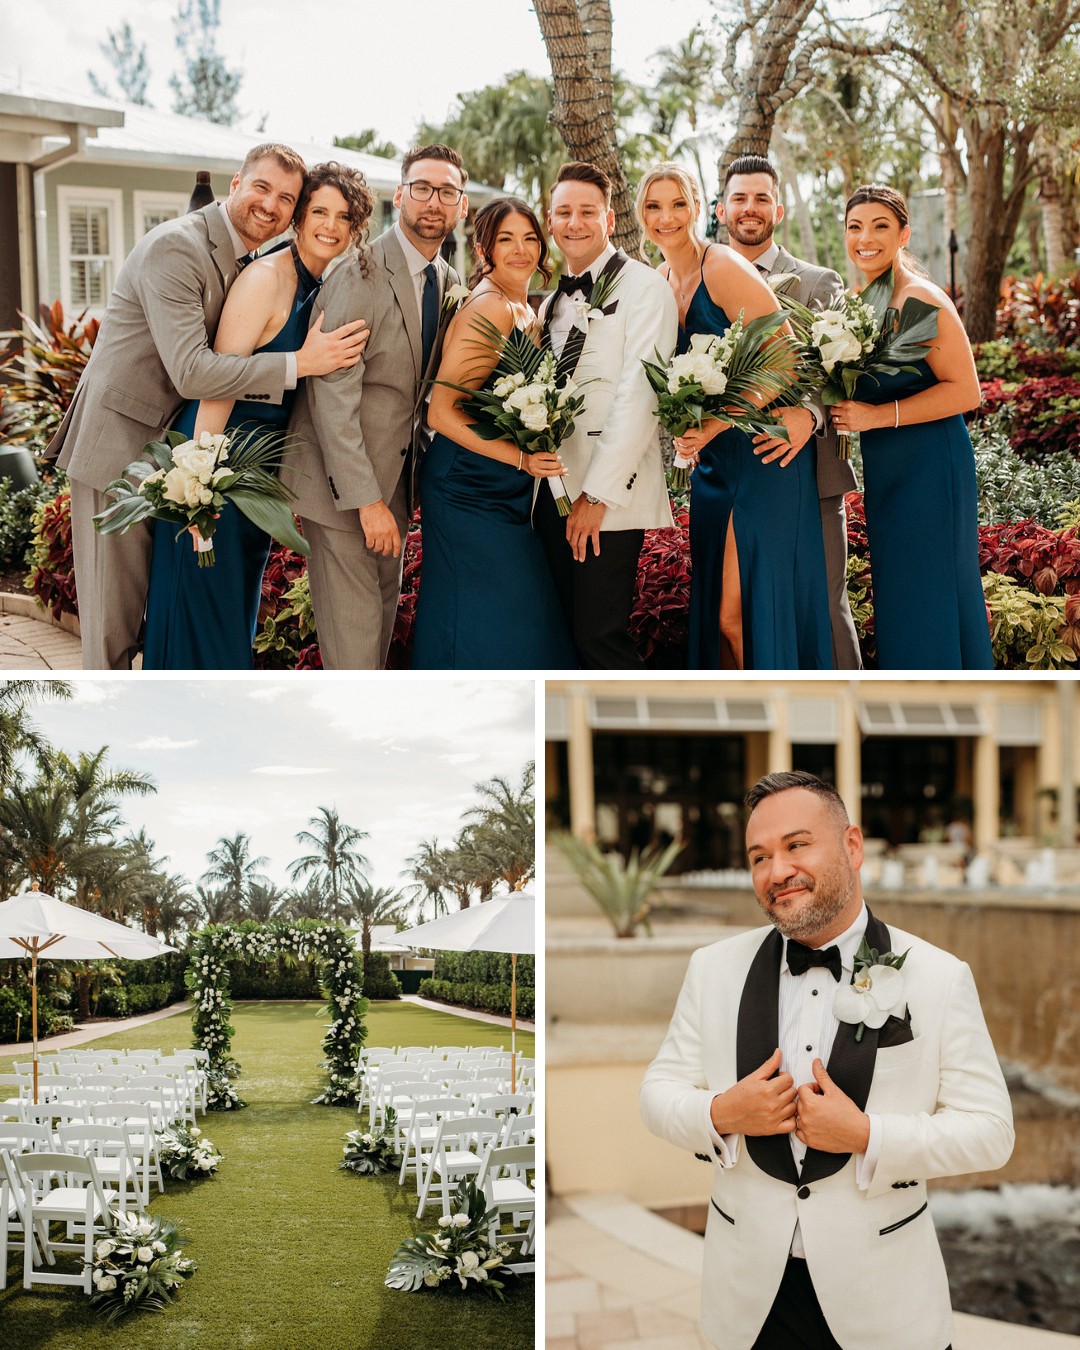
top-left (31, 944), bottom-right (39, 1105)
top-left (510, 951), bottom-right (517, 1094)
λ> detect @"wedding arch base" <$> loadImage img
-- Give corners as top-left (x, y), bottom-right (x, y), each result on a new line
top-left (186, 920), bottom-right (367, 1109)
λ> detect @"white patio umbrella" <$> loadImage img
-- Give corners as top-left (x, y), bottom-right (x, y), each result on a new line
top-left (396, 884), bottom-right (535, 1091)
top-left (0, 885), bottom-right (175, 1102)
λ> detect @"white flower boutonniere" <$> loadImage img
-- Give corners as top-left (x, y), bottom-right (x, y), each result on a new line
top-left (441, 282), bottom-right (471, 320)
top-left (833, 937), bottom-right (909, 1043)
top-left (568, 268), bottom-right (621, 333)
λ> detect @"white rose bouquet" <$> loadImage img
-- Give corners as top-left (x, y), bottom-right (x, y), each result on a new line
top-left (86, 1211), bottom-right (196, 1321)
top-left (770, 267), bottom-right (941, 459)
top-left (92, 425), bottom-right (310, 567)
top-left (436, 318), bottom-right (579, 516)
top-left (385, 1179), bottom-right (518, 1300)
top-left (642, 310), bottom-right (804, 489)
top-left (157, 1120), bottom-right (222, 1181)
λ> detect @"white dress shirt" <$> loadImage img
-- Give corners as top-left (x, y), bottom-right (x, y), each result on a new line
top-left (546, 241), bottom-right (616, 360)
top-left (219, 203), bottom-right (297, 389)
top-left (393, 221), bottom-right (444, 321)
top-left (708, 904), bottom-right (883, 1256)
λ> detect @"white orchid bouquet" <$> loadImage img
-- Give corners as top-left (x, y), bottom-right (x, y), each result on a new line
top-left (86, 1211), bottom-right (196, 1321)
top-left (92, 425), bottom-right (310, 567)
top-left (157, 1121), bottom-right (221, 1181)
top-left (834, 937), bottom-right (910, 1042)
top-left (770, 267), bottom-right (941, 459)
top-left (385, 1180), bottom-right (517, 1299)
top-left (341, 1106), bottom-right (402, 1176)
top-left (642, 310), bottom-right (804, 489)
top-left (437, 319), bottom-right (579, 516)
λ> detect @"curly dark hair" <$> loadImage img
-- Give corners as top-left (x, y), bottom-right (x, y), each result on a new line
top-left (467, 196), bottom-right (552, 289)
top-left (294, 161), bottom-right (375, 274)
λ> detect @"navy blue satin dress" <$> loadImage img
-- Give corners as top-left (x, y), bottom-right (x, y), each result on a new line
top-left (412, 432), bottom-right (576, 669)
top-left (142, 247), bottom-right (318, 669)
top-left (858, 361), bottom-right (993, 669)
top-left (682, 285), bottom-right (832, 669)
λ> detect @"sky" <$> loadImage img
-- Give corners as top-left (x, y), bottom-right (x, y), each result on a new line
top-left (0, 0), bottom-right (713, 150)
top-left (12, 677), bottom-right (535, 906)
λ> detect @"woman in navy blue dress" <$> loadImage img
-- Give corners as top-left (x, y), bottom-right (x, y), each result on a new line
top-left (829, 185), bottom-right (993, 669)
top-left (412, 197), bottom-right (575, 669)
top-left (636, 164), bottom-right (831, 670)
top-left (142, 163), bottom-right (374, 669)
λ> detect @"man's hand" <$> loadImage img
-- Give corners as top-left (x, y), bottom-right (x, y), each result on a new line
top-left (751, 406), bottom-right (815, 466)
top-left (566, 495), bottom-right (606, 563)
top-left (358, 500), bottom-right (401, 558)
top-left (710, 1048), bottom-right (797, 1137)
top-left (297, 313), bottom-right (369, 378)
top-left (795, 1058), bottom-right (871, 1154)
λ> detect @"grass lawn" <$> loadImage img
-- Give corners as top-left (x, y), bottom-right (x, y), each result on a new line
top-left (0, 1001), bottom-right (536, 1349)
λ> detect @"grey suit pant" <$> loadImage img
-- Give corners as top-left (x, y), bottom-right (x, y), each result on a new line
top-left (69, 477), bottom-right (152, 670)
top-left (300, 485), bottom-right (407, 670)
top-left (820, 492), bottom-right (861, 671)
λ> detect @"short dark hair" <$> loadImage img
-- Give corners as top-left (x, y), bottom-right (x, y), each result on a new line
top-left (401, 143), bottom-right (468, 186)
top-left (723, 154), bottom-right (780, 194)
top-left (553, 161), bottom-right (612, 207)
top-left (745, 771), bottom-right (849, 825)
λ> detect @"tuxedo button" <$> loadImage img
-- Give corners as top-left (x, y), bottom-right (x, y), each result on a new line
top-left (811, 989), bottom-right (819, 996)
top-left (797, 1185), bottom-right (810, 1199)
top-left (694, 1152), bottom-right (709, 1162)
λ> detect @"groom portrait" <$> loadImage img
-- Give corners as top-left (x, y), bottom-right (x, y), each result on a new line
top-left (640, 770), bottom-right (1014, 1350)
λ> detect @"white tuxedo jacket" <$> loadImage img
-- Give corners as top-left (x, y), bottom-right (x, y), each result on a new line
top-left (538, 253), bottom-right (677, 531)
top-left (640, 909), bottom-right (1013, 1350)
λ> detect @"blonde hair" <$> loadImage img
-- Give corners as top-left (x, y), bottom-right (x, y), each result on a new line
top-left (633, 163), bottom-right (702, 261)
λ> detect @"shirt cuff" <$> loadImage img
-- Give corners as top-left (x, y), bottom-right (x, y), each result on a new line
top-left (705, 1096), bottom-right (740, 1167)
top-left (855, 1113), bottom-right (882, 1190)
top-left (802, 393), bottom-right (825, 433)
top-left (285, 352), bottom-right (297, 390)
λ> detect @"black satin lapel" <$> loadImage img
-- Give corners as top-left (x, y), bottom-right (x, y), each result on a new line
top-left (737, 929), bottom-right (798, 1186)
top-left (553, 250), bottom-right (629, 384)
top-left (801, 909), bottom-right (892, 1185)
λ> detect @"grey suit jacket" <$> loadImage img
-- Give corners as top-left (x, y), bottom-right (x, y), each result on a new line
top-left (282, 229), bottom-right (455, 529)
top-left (49, 203), bottom-right (289, 493)
top-left (768, 243), bottom-right (857, 500)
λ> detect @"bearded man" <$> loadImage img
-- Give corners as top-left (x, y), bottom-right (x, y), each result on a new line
top-left (640, 770), bottom-right (1013, 1350)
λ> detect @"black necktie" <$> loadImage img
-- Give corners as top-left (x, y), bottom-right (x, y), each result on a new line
top-left (420, 262), bottom-right (439, 373)
top-left (236, 251), bottom-right (257, 273)
top-left (557, 274), bottom-right (589, 299)
top-left (786, 940), bottom-right (842, 982)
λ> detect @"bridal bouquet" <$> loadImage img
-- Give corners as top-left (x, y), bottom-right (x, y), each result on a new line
top-left (157, 1121), bottom-right (222, 1181)
top-left (642, 311), bottom-right (804, 489)
top-left (340, 1107), bottom-right (402, 1176)
top-left (385, 1180), bottom-right (517, 1299)
top-left (770, 267), bottom-right (941, 459)
top-left (92, 426), bottom-right (310, 567)
top-left (86, 1211), bottom-right (196, 1321)
top-left (438, 319), bottom-right (578, 516)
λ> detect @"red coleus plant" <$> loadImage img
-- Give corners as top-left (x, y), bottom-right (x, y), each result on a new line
top-left (630, 509), bottom-right (691, 667)
top-left (979, 519), bottom-right (1080, 596)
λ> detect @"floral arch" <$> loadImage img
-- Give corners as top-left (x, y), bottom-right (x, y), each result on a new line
top-left (185, 920), bottom-right (367, 1110)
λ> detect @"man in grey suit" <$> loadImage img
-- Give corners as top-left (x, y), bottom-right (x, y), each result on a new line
top-left (282, 144), bottom-right (467, 668)
top-left (717, 155), bottom-right (862, 670)
top-left (47, 142), bottom-right (368, 670)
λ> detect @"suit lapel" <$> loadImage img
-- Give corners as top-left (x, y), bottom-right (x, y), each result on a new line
top-left (800, 907), bottom-right (891, 1186)
top-left (203, 203), bottom-right (238, 291)
top-left (737, 929), bottom-right (799, 1186)
top-left (380, 230), bottom-right (424, 376)
top-left (549, 249), bottom-right (629, 384)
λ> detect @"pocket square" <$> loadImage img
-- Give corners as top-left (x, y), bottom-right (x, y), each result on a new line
top-left (877, 1009), bottom-right (914, 1048)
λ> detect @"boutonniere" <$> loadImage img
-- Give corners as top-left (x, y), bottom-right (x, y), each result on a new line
top-left (570, 269), bottom-right (621, 332)
top-left (440, 282), bottom-right (471, 321)
top-left (833, 937), bottom-right (909, 1042)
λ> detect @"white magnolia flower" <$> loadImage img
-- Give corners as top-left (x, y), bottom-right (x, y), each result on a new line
top-left (834, 964), bottom-right (906, 1029)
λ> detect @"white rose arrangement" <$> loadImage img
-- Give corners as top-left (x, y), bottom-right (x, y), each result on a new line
top-left (386, 1179), bottom-right (519, 1299)
top-left (341, 1107), bottom-right (403, 1176)
top-left (86, 1211), bottom-right (196, 1321)
top-left (158, 1119), bottom-right (223, 1181)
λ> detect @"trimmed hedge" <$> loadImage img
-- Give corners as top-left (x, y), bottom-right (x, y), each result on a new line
top-left (0, 985), bottom-right (74, 1042)
top-left (419, 977), bottom-right (535, 1021)
top-left (96, 981), bottom-right (174, 1018)
top-left (361, 952), bottom-right (402, 1000)
top-left (432, 950), bottom-right (535, 986)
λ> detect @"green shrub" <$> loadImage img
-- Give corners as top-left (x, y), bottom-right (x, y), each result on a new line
top-left (0, 473), bottom-right (61, 570)
top-left (0, 984), bottom-right (72, 1040)
top-left (972, 413), bottom-right (1080, 526)
top-left (97, 981), bottom-right (173, 1018)
top-left (418, 976), bottom-right (534, 1020)
top-left (432, 951), bottom-right (535, 986)
top-left (360, 951), bottom-right (402, 1000)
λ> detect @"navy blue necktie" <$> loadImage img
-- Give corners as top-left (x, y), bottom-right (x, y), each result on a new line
top-left (420, 262), bottom-right (439, 373)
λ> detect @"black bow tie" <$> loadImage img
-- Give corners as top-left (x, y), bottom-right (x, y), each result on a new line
top-left (786, 940), bottom-right (842, 981)
top-left (557, 274), bottom-right (589, 299)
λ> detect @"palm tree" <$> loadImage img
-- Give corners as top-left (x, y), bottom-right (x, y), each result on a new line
top-left (0, 777), bottom-right (100, 896)
top-left (0, 679), bottom-right (71, 787)
top-left (346, 880), bottom-right (408, 978)
top-left (191, 884), bottom-right (235, 928)
top-left (243, 881), bottom-right (288, 924)
top-left (404, 837), bottom-right (451, 922)
top-left (464, 761), bottom-right (535, 889)
top-left (202, 832), bottom-right (269, 914)
top-left (155, 872), bottom-right (196, 943)
top-left (285, 879), bottom-right (328, 922)
top-left (288, 808), bottom-right (369, 926)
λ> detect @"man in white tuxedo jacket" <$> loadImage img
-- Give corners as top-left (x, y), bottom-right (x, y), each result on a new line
top-left (537, 162), bottom-right (678, 668)
top-left (641, 771), bottom-right (1013, 1350)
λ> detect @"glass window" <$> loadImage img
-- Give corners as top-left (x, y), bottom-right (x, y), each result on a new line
top-left (67, 202), bottom-right (111, 308)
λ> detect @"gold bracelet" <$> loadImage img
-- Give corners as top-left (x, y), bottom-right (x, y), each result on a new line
top-left (894, 400), bottom-right (900, 428)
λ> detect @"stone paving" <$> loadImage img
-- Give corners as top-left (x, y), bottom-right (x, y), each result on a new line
top-left (0, 592), bottom-right (82, 669)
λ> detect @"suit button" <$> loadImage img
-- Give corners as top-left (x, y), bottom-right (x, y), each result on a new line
top-left (797, 1185), bottom-right (810, 1199)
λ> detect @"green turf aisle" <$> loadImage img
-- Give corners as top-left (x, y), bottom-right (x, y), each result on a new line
top-left (0, 1002), bottom-right (536, 1350)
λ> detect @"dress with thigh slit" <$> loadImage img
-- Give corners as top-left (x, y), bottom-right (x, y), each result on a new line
top-left (682, 268), bottom-right (832, 669)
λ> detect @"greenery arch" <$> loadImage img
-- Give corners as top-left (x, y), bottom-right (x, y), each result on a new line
top-left (186, 920), bottom-right (367, 1110)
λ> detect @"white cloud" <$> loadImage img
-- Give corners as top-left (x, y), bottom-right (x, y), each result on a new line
top-left (131, 736), bottom-right (200, 751)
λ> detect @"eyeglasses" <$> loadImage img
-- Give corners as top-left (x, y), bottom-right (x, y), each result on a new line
top-left (403, 181), bottom-right (464, 205)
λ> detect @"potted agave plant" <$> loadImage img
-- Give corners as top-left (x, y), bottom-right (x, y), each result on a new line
top-left (554, 833), bottom-right (682, 938)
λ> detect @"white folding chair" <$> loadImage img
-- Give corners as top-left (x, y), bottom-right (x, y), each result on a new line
top-left (57, 1123), bottom-right (142, 1215)
top-left (167, 1052), bottom-right (209, 1114)
top-left (475, 1093), bottom-right (534, 1120)
top-left (371, 1069), bottom-right (423, 1130)
top-left (13, 1151), bottom-right (117, 1293)
top-left (415, 1114), bottom-right (502, 1220)
top-left (1, 1148), bottom-right (42, 1290)
top-left (396, 1097), bottom-right (470, 1190)
top-left (475, 1142), bottom-right (536, 1270)
top-left (98, 1092), bottom-right (167, 1199)
top-left (0, 1123), bottom-right (54, 1155)
top-left (498, 1112), bottom-right (536, 1149)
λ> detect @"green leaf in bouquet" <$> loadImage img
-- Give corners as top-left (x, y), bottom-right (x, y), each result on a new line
top-left (876, 296), bottom-right (940, 366)
top-left (859, 267), bottom-right (896, 326)
top-left (228, 489), bottom-right (310, 556)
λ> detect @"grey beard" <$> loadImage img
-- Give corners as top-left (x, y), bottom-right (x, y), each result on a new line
top-left (759, 866), bottom-right (855, 942)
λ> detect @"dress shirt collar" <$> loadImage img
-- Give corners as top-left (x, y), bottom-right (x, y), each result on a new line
top-left (394, 221), bottom-right (441, 280)
top-left (753, 241), bottom-right (781, 274)
top-left (566, 240), bottom-right (616, 286)
top-left (219, 202), bottom-right (252, 264)
top-left (781, 903), bottom-right (868, 977)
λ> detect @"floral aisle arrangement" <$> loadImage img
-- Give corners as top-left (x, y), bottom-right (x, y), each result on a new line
top-left (185, 920), bottom-right (368, 1108)
top-left (340, 1107), bottom-right (402, 1176)
top-left (91, 427), bottom-right (309, 567)
top-left (641, 311), bottom-right (803, 487)
top-left (86, 1212), bottom-right (196, 1321)
top-left (385, 1180), bottom-right (518, 1299)
top-left (158, 1122), bottom-right (222, 1180)
top-left (769, 267), bottom-right (940, 459)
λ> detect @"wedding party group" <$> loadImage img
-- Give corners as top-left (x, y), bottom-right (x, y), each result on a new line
top-left (48, 139), bottom-right (994, 672)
